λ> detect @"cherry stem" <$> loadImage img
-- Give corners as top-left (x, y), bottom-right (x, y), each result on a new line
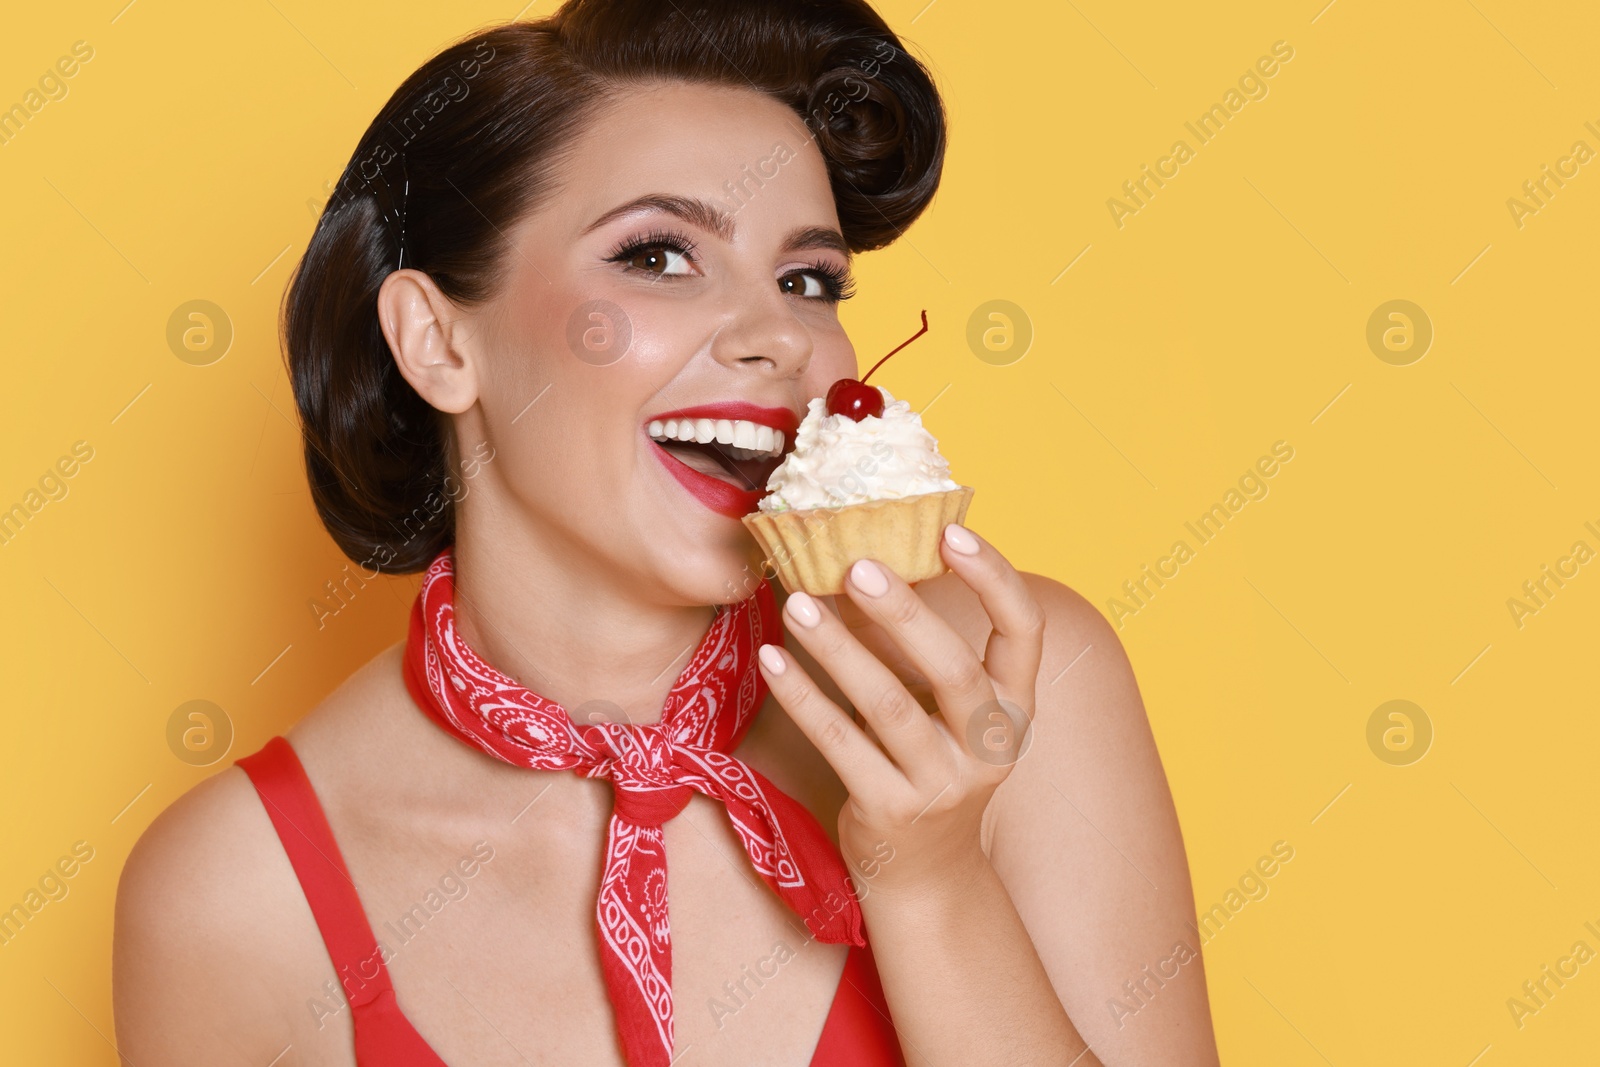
top-left (859, 309), bottom-right (928, 385)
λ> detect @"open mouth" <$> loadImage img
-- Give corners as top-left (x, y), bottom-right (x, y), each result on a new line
top-left (647, 417), bottom-right (788, 491)
top-left (643, 405), bottom-right (801, 519)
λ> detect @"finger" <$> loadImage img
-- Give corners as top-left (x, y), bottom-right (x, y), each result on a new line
top-left (834, 595), bottom-right (927, 684)
top-left (840, 557), bottom-right (998, 744)
top-left (938, 524), bottom-right (1047, 700)
top-left (756, 642), bottom-right (903, 803)
top-left (781, 590), bottom-right (952, 788)
top-left (832, 598), bottom-right (943, 719)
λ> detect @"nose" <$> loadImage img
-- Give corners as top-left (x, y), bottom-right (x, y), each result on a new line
top-left (709, 279), bottom-right (813, 379)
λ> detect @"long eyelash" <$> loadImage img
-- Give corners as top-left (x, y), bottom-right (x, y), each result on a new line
top-left (604, 227), bottom-right (699, 269)
top-left (604, 228), bottom-right (855, 302)
top-left (794, 260), bottom-right (857, 303)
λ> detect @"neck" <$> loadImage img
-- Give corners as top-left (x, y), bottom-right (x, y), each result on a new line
top-left (447, 514), bottom-right (724, 727)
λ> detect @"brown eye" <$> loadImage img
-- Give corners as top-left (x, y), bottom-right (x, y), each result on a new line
top-left (778, 264), bottom-right (854, 303)
top-left (779, 270), bottom-right (826, 298)
top-left (623, 244), bottom-right (694, 276)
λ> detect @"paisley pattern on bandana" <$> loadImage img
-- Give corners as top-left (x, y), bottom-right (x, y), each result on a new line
top-left (401, 546), bottom-right (865, 1067)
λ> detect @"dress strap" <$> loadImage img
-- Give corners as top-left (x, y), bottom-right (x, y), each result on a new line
top-left (237, 737), bottom-right (448, 1065)
top-left (237, 734), bottom-right (894, 1065)
top-left (237, 736), bottom-right (396, 1007)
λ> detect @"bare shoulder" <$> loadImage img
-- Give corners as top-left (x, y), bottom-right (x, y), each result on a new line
top-left (113, 761), bottom-right (337, 1064)
top-left (918, 565), bottom-right (1220, 1062)
top-left (114, 764), bottom-right (268, 958)
top-left (948, 568), bottom-right (1175, 865)
top-left (109, 648), bottom-right (411, 1065)
top-left (913, 565), bottom-right (1152, 842)
top-left (915, 565), bottom-right (1124, 704)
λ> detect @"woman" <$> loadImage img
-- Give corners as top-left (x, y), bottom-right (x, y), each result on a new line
top-left (113, 2), bottom-right (1220, 1063)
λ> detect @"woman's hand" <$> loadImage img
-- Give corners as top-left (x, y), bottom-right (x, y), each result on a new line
top-left (756, 522), bottom-right (1047, 904)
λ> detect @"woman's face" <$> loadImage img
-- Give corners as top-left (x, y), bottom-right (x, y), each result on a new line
top-left (461, 81), bottom-right (858, 605)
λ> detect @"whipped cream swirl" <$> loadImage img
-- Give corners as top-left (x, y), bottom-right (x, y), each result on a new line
top-left (757, 387), bottom-right (959, 512)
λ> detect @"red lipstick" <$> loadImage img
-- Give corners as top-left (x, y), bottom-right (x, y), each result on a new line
top-left (651, 447), bottom-right (765, 518)
top-left (646, 402), bottom-right (799, 436)
top-left (643, 401), bottom-right (800, 520)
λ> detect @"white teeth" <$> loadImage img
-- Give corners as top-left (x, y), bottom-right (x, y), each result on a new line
top-left (647, 416), bottom-right (788, 459)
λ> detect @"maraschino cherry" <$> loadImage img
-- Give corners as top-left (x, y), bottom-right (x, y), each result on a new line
top-left (824, 309), bottom-right (929, 421)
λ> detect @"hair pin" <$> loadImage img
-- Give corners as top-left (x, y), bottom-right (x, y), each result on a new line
top-left (395, 153), bottom-right (409, 271)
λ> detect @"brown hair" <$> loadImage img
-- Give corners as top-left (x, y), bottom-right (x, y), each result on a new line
top-left (281, 0), bottom-right (947, 574)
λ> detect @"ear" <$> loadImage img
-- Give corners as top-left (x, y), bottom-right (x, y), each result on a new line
top-left (376, 269), bottom-right (480, 415)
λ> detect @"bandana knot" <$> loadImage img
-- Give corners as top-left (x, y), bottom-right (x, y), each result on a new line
top-left (610, 781), bottom-right (694, 828)
top-left (401, 547), bottom-right (865, 1067)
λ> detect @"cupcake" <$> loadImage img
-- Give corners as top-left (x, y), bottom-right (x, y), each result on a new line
top-left (741, 375), bottom-right (973, 596)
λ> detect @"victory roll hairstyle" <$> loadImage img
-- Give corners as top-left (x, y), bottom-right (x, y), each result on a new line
top-left (281, 0), bottom-right (947, 573)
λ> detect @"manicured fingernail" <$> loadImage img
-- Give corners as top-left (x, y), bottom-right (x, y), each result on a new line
top-left (849, 559), bottom-right (889, 597)
top-left (759, 643), bottom-right (786, 674)
top-left (944, 523), bottom-right (980, 556)
top-left (786, 591), bottom-right (822, 629)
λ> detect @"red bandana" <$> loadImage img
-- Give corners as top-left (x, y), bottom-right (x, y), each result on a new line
top-left (401, 546), bottom-right (866, 1067)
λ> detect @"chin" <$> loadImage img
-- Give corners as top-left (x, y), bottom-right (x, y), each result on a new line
top-left (631, 409), bottom-right (800, 606)
top-left (674, 542), bottom-right (774, 607)
top-left (626, 527), bottom-right (769, 607)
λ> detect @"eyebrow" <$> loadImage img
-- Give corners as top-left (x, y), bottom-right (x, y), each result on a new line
top-left (581, 193), bottom-right (852, 259)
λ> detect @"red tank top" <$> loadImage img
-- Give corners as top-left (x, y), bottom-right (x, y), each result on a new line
top-left (237, 736), bottom-right (904, 1065)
